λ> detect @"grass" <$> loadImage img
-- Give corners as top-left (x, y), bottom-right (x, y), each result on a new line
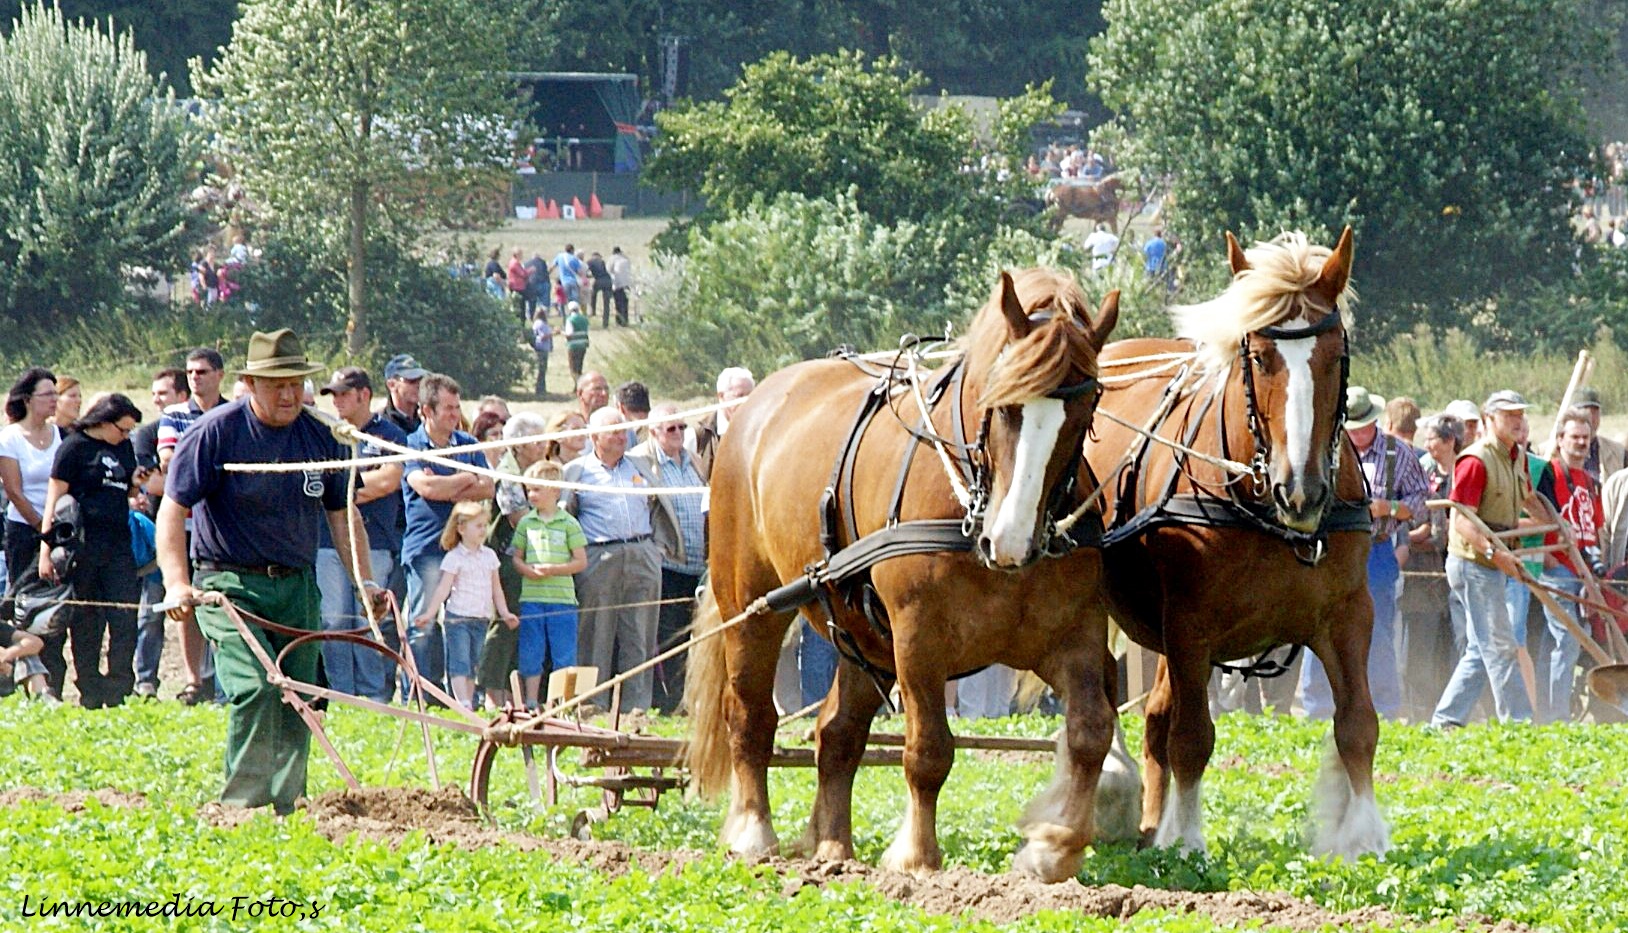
top-left (0, 697), bottom-right (1624, 930)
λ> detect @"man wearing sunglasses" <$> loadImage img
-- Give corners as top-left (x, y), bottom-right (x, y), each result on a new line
top-left (629, 404), bottom-right (706, 712)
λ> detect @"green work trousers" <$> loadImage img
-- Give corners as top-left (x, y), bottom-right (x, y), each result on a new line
top-left (194, 567), bottom-right (321, 815)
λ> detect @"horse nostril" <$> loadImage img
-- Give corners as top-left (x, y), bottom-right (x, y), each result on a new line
top-left (1273, 484), bottom-right (1293, 512)
top-left (977, 536), bottom-right (995, 563)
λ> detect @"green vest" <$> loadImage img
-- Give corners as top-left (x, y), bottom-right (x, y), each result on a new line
top-left (1447, 435), bottom-right (1529, 566)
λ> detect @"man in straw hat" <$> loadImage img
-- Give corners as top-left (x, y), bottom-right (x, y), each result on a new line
top-left (1299, 386), bottom-right (1429, 721)
top-left (1432, 390), bottom-right (1546, 728)
top-left (157, 329), bottom-right (383, 814)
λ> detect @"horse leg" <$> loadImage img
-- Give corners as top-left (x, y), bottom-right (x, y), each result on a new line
top-left (879, 652), bottom-right (953, 875)
top-left (1094, 642), bottom-right (1144, 844)
top-left (792, 653), bottom-right (887, 861)
top-left (1150, 651), bottom-right (1214, 854)
top-left (719, 611), bottom-right (794, 858)
top-left (1307, 612), bottom-right (1389, 858)
top-left (1138, 656), bottom-right (1173, 845)
top-left (1012, 645), bottom-right (1116, 882)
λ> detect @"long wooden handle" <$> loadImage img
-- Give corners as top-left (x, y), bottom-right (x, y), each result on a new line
top-left (1551, 349), bottom-right (1593, 443)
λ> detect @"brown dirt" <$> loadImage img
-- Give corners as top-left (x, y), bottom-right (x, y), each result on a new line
top-left (0, 787), bottom-right (148, 811)
top-left (189, 785), bottom-right (1514, 931)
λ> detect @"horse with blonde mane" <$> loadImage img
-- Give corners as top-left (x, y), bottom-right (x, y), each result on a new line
top-left (686, 269), bottom-right (1120, 881)
top-left (1084, 228), bottom-right (1389, 858)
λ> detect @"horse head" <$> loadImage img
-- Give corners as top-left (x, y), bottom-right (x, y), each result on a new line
top-left (1176, 228), bottom-right (1356, 534)
top-left (966, 270), bottom-right (1119, 568)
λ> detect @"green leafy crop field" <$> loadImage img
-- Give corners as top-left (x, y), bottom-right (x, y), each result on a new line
top-left (0, 699), bottom-right (1621, 931)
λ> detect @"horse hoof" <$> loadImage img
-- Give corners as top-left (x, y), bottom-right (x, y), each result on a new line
top-left (1012, 841), bottom-right (1084, 883)
top-left (725, 817), bottom-right (779, 859)
top-left (879, 841), bottom-right (940, 876)
top-left (812, 839), bottom-right (854, 862)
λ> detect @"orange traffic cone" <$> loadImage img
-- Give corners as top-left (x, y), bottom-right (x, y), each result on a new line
top-left (570, 196), bottom-right (586, 220)
top-left (535, 196), bottom-right (545, 216)
top-left (544, 199), bottom-right (560, 219)
top-left (588, 192), bottom-right (603, 218)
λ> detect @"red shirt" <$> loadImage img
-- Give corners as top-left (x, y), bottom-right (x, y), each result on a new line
top-left (1547, 458), bottom-right (1603, 574)
top-left (506, 258), bottom-right (529, 293)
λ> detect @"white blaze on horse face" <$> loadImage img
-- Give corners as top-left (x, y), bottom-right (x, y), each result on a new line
top-left (1277, 330), bottom-right (1318, 498)
top-left (984, 397), bottom-right (1065, 566)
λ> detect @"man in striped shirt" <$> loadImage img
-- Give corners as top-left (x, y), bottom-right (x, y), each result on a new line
top-left (630, 403), bottom-right (707, 712)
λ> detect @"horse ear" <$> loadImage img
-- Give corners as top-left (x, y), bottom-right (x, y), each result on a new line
top-left (1090, 290), bottom-right (1120, 347)
top-left (997, 271), bottom-right (1030, 339)
top-left (1225, 232), bottom-right (1250, 275)
top-left (1311, 225), bottom-right (1355, 307)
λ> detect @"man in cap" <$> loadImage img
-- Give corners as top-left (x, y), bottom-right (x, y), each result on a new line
top-left (158, 329), bottom-right (383, 814)
top-left (1432, 390), bottom-right (1546, 727)
top-left (1299, 386), bottom-right (1428, 720)
top-left (380, 354), bottom-right (427, 436)
top-left (1537, 386), bottom-right (1625, 482)
top-left (1443, 399), bottom-right (1481, 447)
top-left (316, 367), bottom-right (408, 703)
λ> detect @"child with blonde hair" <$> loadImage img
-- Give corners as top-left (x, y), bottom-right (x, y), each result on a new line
top-left (415, 500), bottom-right (517, 709)
top-left (511, 460), bottom-right (587, 708)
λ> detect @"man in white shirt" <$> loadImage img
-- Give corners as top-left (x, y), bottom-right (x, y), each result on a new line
top-left (1084, 222), bottom-right (1120, 272)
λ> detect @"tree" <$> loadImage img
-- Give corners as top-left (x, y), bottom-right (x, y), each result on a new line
top-left (646, 50), bottom-right (1057, 234)
top-left (1089, 0), bottom-right (1604, 341)
top-left (195, 0), bottom-right (514, 354)
top-left (0, 0), bottom-right (240, 96)
top-left (0, 2), bottom-right (200, 318)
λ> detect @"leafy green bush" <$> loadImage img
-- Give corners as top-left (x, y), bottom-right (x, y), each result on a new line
top-left (239, 222), bottom-right (527, 396)
top-left (0, 2), bottom-right (200, 318)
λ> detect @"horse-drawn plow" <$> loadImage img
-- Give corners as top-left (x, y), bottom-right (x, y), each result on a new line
top-left (192, 588), bottom-right (1057, 833)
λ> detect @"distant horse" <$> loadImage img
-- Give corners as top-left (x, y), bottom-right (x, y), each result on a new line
top-left (1084, 228), bottom-right (1388, 858)
top-left (1048, 176), bottom-right (1124, 228)
top-left (687, 270), bottom-right (1120, 882)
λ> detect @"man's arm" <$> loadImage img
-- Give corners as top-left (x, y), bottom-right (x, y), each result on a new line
top-left (405, 466), bottom-right (482, 501)
top-left (156, 495), bottom-right (197, 620)
top-left (326, 507), bottom-right (374, 588)
top-left (354, 462), bottom-right (403, 505)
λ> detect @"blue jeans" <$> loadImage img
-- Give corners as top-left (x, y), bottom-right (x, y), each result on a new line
top-left (1504, 574), bottom-right (1533, 645)
top-left (133, 576), bottom-right (166, 688)
top-left (1539, 564), bottom-right (1584, 723)
top-left (1433, 556), bottom-right (1532, 726)
top-left (442, 616), bottom-right (487, 679)
top-left (402, 550), bottom-right (445, 699)
top-left (798, 620), bottom-right (838, 709)
top-left (519, 601), bottom-right (577, 678)
top-left (315, 547), bottom-right (394, 702)
top-left (1301, 539), bottom-right (1400, 719)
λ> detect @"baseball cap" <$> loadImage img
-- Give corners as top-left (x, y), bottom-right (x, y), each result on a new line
top-left (320, 366), bottom-right (371, 395)
top-left (1343, 386), bottom-right (1385, 429)
top-left (1573, 386), bottom-right (1602, 409)
top-left (1443, 399), bottom-right (1480, 423)
top-left (383, 354), bottom-right (427, 381)
top-left (1483, 390), bottom-right (1530, 413)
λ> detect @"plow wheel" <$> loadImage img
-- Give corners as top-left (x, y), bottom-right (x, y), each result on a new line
top-left (469, 708), bottom-right (551, 820)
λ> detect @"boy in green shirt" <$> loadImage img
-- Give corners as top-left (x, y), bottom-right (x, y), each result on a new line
top-left (511, 460), bottom-right (588, 708)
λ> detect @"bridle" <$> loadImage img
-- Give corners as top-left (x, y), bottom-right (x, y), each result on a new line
top-left (1231, 306), bottom-right (1350, 564)
top-left (888, 316), bottom-right (1104, 564)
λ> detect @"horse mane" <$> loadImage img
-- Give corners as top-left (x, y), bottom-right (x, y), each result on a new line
top-left (1171, 231), bottom-right (1358, 372)
top-left (964, 267), bottom-right (1100, 408)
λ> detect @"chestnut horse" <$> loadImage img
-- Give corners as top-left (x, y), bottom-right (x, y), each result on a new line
top-left (1048, 176), bottom-right (1123, 228)
top-left (1085, 229), bottom-right (1389, 858)
top-left (686, 270), bottom-right (1120, 882)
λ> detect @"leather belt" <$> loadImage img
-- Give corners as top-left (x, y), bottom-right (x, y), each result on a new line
top-left (195, 559), bottom-right (304, 579)
top-left (590, 534), bottom-right (652, 546)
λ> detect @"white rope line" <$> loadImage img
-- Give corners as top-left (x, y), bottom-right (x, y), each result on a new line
top-left (1099, 356), bottom-right (1195, 385)
top-left (1095, 404), bottom-right (1253, 477)
top-left (223, 397), bottom-right (748, 475)
top-left (1098, 351), bottom-right (1196, 367)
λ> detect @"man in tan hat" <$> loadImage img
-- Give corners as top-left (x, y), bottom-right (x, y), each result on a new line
top-left (157, 329), bottom-right (382, 814)
top-left (1537, 386), bottom-right (1625, 481)
top-left (1299, 386), bottom-right (1428, 721)
top-left (1433, 390), bottom-right (1544, 727)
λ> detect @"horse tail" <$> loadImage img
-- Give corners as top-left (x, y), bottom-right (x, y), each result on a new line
top-left (684, 584), bottom-right (732, 800)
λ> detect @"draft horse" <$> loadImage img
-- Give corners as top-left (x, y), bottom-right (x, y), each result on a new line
top-left (687, 270), bottom-right (1120, 881)
top-left (1086, 228), bottom-right (1389, 858)
top-left (1048, 176), bottom-right (1123, 228)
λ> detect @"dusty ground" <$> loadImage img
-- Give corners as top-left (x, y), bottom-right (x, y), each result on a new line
top-left (190, 784), bottom-right (1519, 932)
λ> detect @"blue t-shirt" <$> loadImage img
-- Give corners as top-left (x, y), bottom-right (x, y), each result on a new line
top-left (551, 251), bottom-right (584, 286)
top-left (400, 426), bottom-right (485, 564)
top-left (166, 399), bottom-right (350, 569)
top-left (1143, 236), bottom-right (1168, 275)
top-left (318, 412), bottom-right (409, 553)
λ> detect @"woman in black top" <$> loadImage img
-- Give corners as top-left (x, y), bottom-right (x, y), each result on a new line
top-left (39, 393), bottom-right (142, 708)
